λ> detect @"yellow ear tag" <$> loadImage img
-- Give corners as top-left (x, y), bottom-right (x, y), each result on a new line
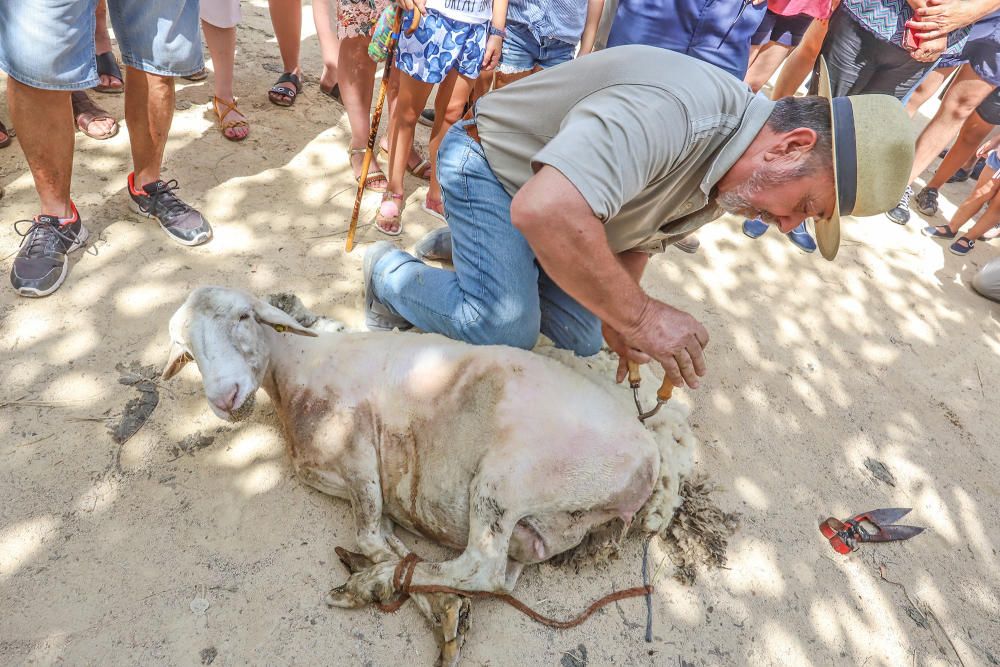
top-left (274, 324), bottom-right (286, 333)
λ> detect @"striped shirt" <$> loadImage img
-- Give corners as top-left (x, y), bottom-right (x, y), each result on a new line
top-left (840, 0), bottom-right (969, 54)
top-left (506, 0), bottom-right (590, 45)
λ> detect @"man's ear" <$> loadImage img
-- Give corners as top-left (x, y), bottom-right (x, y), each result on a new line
top-left (162, 342), bottom-right (193, 380)
top-left (764, 127), bottom-right (819, 162)
top-left (252, 300), bottom-right (318, 337)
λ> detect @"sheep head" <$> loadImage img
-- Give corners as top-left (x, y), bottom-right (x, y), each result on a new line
top-left (163, 286), bottom-right (316, 421)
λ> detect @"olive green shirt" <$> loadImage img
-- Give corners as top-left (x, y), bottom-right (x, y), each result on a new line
top-left (474, 45), bottom-right (776, 253)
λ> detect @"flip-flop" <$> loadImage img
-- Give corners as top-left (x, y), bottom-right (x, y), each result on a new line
top-left (0, 119), bottom-right (12, 149)
top-left (71, 91), bottom-right (119, 140)
top-left (269, 72), bottom-right (301, 107)
top-left (94, 51), bottom-right (124, 93)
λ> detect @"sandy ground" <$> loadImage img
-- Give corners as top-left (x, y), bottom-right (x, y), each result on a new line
top-left (2, 4), bottom-right (999, 666)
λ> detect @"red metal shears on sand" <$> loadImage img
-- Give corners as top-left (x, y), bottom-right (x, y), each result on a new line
top-left (819, 508), bottom-right (925, 554)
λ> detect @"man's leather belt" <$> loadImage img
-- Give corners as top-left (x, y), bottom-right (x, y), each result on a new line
top-left (462, 107), bottom-right (481, 144)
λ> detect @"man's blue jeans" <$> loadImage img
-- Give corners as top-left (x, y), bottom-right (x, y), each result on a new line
top-left (370, 120), bottom-right (603, 356)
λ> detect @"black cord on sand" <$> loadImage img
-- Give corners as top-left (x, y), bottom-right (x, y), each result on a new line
top-left (642, 533), bottom-right (653, 642)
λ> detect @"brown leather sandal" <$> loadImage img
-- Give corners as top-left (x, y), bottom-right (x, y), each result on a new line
top-left (71, 91), bottom-right (119, 140)
top-left (212, 96), bottom-right (249, 142)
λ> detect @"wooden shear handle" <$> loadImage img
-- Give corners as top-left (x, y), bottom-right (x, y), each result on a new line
top-left (627, 361), bottom-right (674, 400)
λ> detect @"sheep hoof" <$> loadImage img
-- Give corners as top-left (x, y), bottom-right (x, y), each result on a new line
top-left (325, 585), bottom-right (365, 609)
top-left (431, 594), bottom-right (470, 667)
top-left (335, 546), bottom-right (374, 574)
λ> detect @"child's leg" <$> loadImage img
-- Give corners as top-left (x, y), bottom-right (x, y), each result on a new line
top-left (926, 111), bottom-right (993, 189)
top-left (744, 41), bottom-right (793, 94)
top-left (964, 184), bottom-right (1000, 241)
top-left (770, 18), bottom-right (827, 99)
top-left (947, 162), bottom-right (1000, 233)
top-left (905, 67), bottom-right (954, 117)
top-left (427, 69), bottom-right (476, 203)
top-left (387, 72), bottom-right (434, 196)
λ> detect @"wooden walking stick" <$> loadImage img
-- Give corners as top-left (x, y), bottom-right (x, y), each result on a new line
top-left (345, 8), bottom-right (411, 253)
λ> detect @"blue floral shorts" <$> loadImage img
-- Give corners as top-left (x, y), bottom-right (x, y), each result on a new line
top-left (396, 9), bottom-right (488, 84)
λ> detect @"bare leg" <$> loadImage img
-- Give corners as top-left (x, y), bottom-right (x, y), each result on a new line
top-left (744, 42), bottom-right (793, 94)
top-left (268, 0), bottom-right (302, 101)
top-left (340, 36), bottom-right (385, 174)
top-left (963, 190), bottom-right (1000, 242)
top-left (925, 111), bottom-right (993, 190)
top-left (94, 0), bottom-right (123, 91)
top-left (909, 64), bottom-right (994, 183)
top-left (944, 164), bottom-right (1000, 233)
top-left (905, 67), bottom-right (954, 117)
top-left (427, 71), bottom-right (475, 203)
top-left (7, 80), bottom-right (74, 217)
top-left (771, 18), bottom-right (828, 99)
top-left (383, 68), bottom-right (431, 176)
top-left (202, 20), bottom-right (248, 140)
top-left (494, 69), bottom-right (532, 90)
top-left (124, 68), bottom-right (174, 186)
top-left (387, 72), bottom-right (433, 194)
top-left (312, 0), bottom-right (341, 91)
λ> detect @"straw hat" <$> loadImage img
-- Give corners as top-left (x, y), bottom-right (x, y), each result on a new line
top-left (813, 57), bottom-right (915, 261)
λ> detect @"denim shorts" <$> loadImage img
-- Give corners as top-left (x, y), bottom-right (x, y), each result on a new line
top-left (987, 149), bottom-right (1000, 172)
top-left (498, 21), bottom-right (576, 74)
top-left (936, 12), bottom-right (1000, 87)
top-left (0, 0), bottom-right (203, 90)
top-left (396, 9), bottom-right (488, 83)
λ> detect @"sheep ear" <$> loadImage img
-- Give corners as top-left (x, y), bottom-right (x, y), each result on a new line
top-left (162, 342), bottom-right (193, 380)
top-left (253, 301), bottom-right (318, 337)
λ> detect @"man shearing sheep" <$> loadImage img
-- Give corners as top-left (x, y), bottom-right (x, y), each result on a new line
top-left (364, 45), bottom-right (914, 390)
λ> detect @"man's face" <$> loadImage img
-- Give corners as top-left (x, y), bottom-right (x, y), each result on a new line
top-left (717, 161), bottom-right (836, 233)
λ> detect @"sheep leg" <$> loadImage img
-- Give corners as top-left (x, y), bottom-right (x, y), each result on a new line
top-left (326, 477), bottom-right (470, 667)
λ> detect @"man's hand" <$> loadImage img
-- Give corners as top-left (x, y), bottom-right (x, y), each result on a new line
top-left (603, 322), bottom-right (651, 383)
top-left (482, 35), bottom-right (503, 71)
top-left (621, 299), bottom-right (710, 389)
top-left (396, 0), bottom-right (427, 13)
top-left (908, 0), bottom-right (985, 40)
top-left (911, 34), bottom-right (948, 61)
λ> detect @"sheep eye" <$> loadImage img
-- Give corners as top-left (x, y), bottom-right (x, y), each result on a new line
top-left (239, 313), bottom-right (251, 322)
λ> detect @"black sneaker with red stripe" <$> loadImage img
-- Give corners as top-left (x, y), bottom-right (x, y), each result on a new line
top-left (10, 206), bottom-right (90, 297)
top-left (128, 173), bottom-right (212, 246)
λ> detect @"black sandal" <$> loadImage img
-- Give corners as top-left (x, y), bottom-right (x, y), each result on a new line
top-left (94, 51), bottom-right (124, 94)
top-left (0, 119), bottom-right (12, 149)
top-left (269, 72), bottom-right (301, 107)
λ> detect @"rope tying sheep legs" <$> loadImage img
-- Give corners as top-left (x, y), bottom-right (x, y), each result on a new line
top-left (363, 551), bottom-right (653, 630)
top-left (627, 361), bottom-right (674, 423)
top-left (344, 9), bottom-right (419, 252)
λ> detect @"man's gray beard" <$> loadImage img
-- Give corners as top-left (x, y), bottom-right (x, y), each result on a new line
top-left (715, 163), bottom-right (811, 224)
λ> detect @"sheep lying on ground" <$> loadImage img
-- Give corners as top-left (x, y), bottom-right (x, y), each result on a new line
top-left (163, 287), bottom-right (712, 665)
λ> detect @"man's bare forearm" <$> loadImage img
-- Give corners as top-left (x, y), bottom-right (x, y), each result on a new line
top-left (519, 207), bottom-right (649, 335)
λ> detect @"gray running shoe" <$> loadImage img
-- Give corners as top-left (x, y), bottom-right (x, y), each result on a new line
top-left (364, 241), bottom-right (413, 332)
top-left (414, 227), bottom-right (452, 262)
top-left (129, 175), bottom-right (212, 246)
top-left (914, 186), bottom-right (939, 216)
top-left (10, 212), bottom-right (89, 297)
top-left (885, 186), bottom-right (913, 225)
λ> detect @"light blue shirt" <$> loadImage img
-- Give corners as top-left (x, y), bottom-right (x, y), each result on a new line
top-left (506, 0), bottom-right (590, 46)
